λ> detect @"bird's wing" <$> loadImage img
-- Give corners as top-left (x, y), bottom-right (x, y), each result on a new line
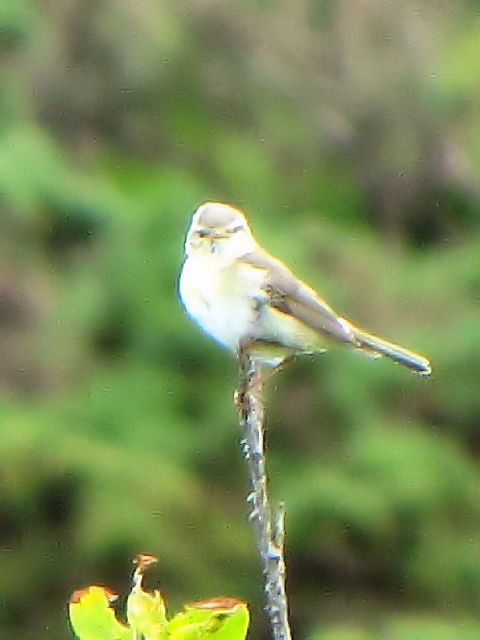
top-left (241, 247), bottom-right (355, 345)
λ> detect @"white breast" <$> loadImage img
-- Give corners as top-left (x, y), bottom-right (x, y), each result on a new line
top-left (179, 253), bottom-right (264, 351)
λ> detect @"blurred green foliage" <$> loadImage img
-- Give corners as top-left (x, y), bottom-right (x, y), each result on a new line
top-left (1, 1), bottom-right (480, 639)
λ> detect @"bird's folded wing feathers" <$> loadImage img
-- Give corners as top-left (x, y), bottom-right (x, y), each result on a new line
top-left (241, 247), bottom-right (355, 344)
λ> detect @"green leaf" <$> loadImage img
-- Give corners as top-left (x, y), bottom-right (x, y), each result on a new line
top-left (69, 586), bottom-right (131, 640)
top-left (167, 597), bottom-right (249, 640)
top-left (126, 583), bottom-right (167, 639)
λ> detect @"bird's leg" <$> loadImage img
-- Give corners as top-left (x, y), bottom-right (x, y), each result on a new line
top-left (260, 354), bottom-right (297, 384)
top-left (235, 341), bottom-right (297, 409)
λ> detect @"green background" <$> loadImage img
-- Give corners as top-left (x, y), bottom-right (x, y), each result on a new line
top-left (1, 2), bottom-right (480, 638)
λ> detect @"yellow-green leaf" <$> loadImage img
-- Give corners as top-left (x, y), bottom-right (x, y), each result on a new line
top-left (69, 586), bottom-right (131, 640)
top-left (127, 584), bottom-right (167, 639)
top-left (167, 597), bottom-right (249, 640)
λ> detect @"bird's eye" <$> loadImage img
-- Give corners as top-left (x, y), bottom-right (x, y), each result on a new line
top-left (196, 229), bottom-right (208, 238)
top-left (230, 225), bottom-right (244, 233)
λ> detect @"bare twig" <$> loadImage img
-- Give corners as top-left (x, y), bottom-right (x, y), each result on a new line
top-left (237, 349), bottom-right (292, 640)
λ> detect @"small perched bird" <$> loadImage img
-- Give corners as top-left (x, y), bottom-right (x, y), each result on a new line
top-left (179, 202), bottom-right (431, 375)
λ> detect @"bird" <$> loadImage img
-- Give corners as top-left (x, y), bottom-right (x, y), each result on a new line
top-left (179, 202), bottom-right (431, 376)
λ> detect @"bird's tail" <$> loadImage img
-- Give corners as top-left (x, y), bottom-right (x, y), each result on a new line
top-left (347, 323), bottom-right (431, 375)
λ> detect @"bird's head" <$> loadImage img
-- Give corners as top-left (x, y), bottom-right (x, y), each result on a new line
top-left (184, 202), bottom-right (256, 260)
